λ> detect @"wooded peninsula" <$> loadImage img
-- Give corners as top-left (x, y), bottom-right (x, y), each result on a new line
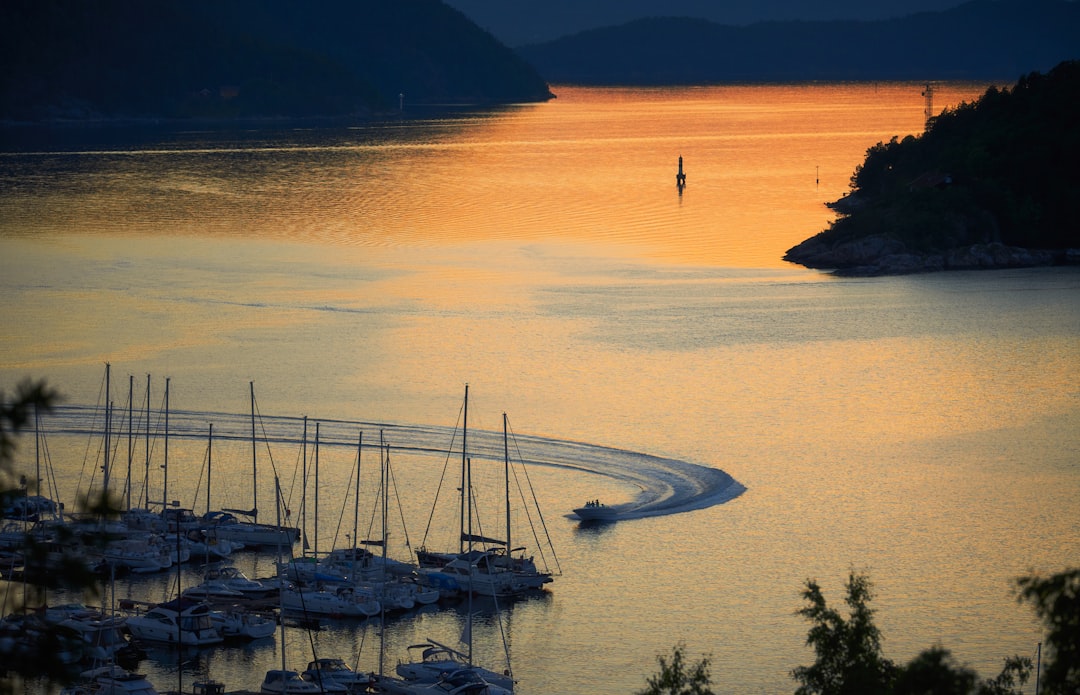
top-left (784, 60), bottom-right (1080, 275)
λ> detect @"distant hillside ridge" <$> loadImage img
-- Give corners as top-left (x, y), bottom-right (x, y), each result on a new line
top-left (0, 0), bottom-right (554, 122)
top-left (784, 60), bottom-right (1080, 275)
top-left (516, 0), bottom-right (1080, 84)
top-left (444, 0), bottom-right (969, 47)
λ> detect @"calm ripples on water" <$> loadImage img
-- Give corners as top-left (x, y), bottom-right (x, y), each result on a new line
top-left (1, 84), bottom-right (1078, 694)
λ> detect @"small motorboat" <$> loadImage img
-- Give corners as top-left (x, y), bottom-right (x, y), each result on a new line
top-left (573, 500), bottom-right (618, 522)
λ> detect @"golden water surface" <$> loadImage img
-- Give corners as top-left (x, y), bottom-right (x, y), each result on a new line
top-left (1, 83), bottom-right (1078, 694)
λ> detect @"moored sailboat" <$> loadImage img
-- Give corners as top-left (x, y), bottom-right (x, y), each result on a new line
top-left (394, 389), bottom-right (515, 694)
top-left (207, 383), bottom-right (299, 549)
top-left (259, 477), bottom-right (327, 695)
top-left (416, 393), bottom-right (557, 599)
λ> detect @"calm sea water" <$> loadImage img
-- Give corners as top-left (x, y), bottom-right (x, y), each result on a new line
top-left (1, 84), bottom-right (1078, 694)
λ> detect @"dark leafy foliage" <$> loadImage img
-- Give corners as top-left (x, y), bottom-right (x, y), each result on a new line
top-left (977, 656), bottom-right (1034, 695)
top-left (638, 643), bottom-right (714, 695)
top-left (0, 379), bottom-right (59, 487)
top-left (792, 573), bottom-right (897, 695)
top-left (1016, 569), bottom-right (1080, 695)
top-left (891, 648), bottom-right (1033, 695)
top-left (891, 647), bottom-right (978, 695)
top-left (0, 381), bottom-right (131, 691)
top-left (791, 572), bottom-right (1033, 695)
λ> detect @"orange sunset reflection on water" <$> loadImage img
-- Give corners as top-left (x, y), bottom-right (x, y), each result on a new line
top-left (338, 82), bottom-right (995, 267)
top-left (1, 82), bottom-right (994, 270)
top-left (3, 81), bottom-right (1075, 695)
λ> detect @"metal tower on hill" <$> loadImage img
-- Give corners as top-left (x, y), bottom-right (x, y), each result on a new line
top-left (922, 82), bottom-right (935, 129)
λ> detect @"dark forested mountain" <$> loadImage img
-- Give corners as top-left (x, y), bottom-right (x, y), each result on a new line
top-left (516, 0), bottom-right (1080, 84)
top-left (0, 0), bottom-right (553, 122)
top-left (784, 60), bottom-right (1080, 275)
top-left (445, 0), bottom-right (967, 47)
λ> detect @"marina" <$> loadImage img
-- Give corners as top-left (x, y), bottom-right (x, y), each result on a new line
top-left (0, 377), bottom-right (582, 693)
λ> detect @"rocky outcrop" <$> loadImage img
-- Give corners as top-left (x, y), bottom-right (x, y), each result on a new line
top-left (784, 235), bottom-right (1075, 276)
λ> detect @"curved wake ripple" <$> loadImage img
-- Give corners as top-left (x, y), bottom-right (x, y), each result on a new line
top-left (47, 405), bottom-right (746, 521)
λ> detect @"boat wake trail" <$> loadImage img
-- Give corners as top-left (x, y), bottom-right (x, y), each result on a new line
top-left (49, 405), bottom-right (745, 521)
top-left (492, 435), bottom-right (747, 520)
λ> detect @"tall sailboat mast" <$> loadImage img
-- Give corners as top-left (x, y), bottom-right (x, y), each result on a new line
top-left (163, 376), bottom-right (170, 506)
top-left (103, 363), bottom-right (111, 495)
top-left (144, 374), bottom-right (151, 507)
top-left (274, 476), bottom-right (286, 675)
top-left (354, 430), bottom-right (362, 557)
top-left (250, 381), bottom-right (257, 523)
top-left (379, 431), bottom-right (389, 676)
top-left (504, 412), bottom-right (511, 561)
top-left (33, 401), bottom-right (40, 497)
top-left (302, 416), bottom-right (308, 555)
top-left (206, 423), bottom-right (213, 515)
top-left (459, 384), bottom-right (468, 554)
top-left (33, 402), bottom-right (41, 522)
top-left (126, 375), bottom-right (133, 510)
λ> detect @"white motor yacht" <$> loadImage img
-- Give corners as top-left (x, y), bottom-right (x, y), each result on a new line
top-left (123, 597), bottom-right (223, 646)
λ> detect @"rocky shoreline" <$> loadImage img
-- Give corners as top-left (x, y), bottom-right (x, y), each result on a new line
top-left (784, 235), bottom-right (1080, 277)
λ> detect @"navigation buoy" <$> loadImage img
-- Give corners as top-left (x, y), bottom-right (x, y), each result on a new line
top-left (676, 155), bottom-right (686, 188)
